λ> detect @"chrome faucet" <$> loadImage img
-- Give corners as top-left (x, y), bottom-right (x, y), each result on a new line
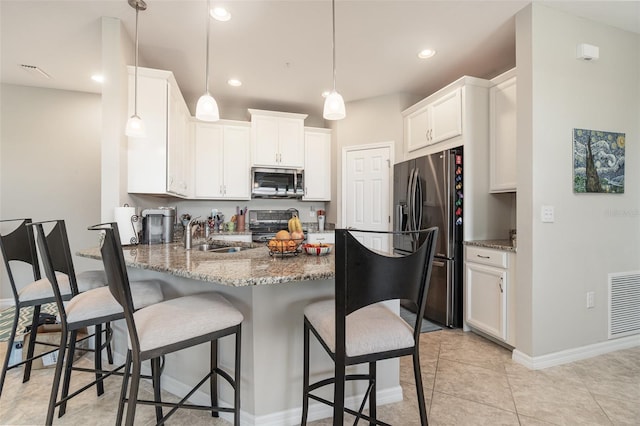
top-left (184, 216), bottom-right (200, 250)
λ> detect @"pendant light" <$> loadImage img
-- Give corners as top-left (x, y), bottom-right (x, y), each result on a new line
top-left (196, 0), bottom-right (220, 121)
top-left (125, 0), bottom-right (147, 138)
top-left (323, 0), bottom-right (346, 120)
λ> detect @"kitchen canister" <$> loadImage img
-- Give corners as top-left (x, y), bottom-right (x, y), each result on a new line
top-left (114, 204), bottom-right (139, 245)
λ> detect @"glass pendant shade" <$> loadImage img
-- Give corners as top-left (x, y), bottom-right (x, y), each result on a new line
top-left (196, 93), bottom-right (220, 122)
top-left (323, 90), bottom-right (346, 120)
top-left (125, 115), bottom-right (146, 138)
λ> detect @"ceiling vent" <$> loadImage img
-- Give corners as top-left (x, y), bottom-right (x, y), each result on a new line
top-left (19, 64), bottom-right (51, 79)
top-left (608, 271), bottom-right (640, 339)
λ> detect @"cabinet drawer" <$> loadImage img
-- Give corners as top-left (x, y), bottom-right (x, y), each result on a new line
top-left (466, 246), bottom-right (507, 268)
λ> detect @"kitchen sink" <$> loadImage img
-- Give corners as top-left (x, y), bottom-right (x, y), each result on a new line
top-left (195, 244), bottom-right (248, 253)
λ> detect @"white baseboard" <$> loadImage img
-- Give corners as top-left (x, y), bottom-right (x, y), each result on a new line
top-left (512, 334), bottom-right (640, 370)
top-left (106, 351), bottom-right (403, 425)
top-left (0, 298), bottom-right (15, 309)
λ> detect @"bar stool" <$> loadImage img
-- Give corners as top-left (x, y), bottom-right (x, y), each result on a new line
top-left (0, 218), bottom-right (109, 398)
top-left (30, 220), bottom-right (166, 424)
top-left (301, 227), bottom-right (438, 425)
top-left (92, 222), bottom-right (243, 426)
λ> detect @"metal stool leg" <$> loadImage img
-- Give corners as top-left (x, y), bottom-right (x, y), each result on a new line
top-left (116, 350), bottom-right (132, 426)
top-left (301, 321), bottom-right (310, 425)
top-left (46, 326), bottom-right (69, 425)
top-left (58, 329), bottom-right (77, 418)
top-left (369, 361), bottom-right (376, 426)
top-left (151, 357), bottom-right (163, 423)
top-left (22, 305), bottom-right (42, 383)
top-left (234, 326), bottom-right (242, 426)
top-left (210, 339), bottom-right (218, 417)
top-left (124, 355), bottom-right (142, 426)
top-left (413, 350), bottom-right (428, 425)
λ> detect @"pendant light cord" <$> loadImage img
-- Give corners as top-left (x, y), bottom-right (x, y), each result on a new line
top-left (331, 0), bottom-right (336, 92)
top-left (134, 4), bottom-right (140, 116)
top-left (205, 0), bottom-right (210, 95)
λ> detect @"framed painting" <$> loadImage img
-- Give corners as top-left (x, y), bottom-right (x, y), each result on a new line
top-left (573, 128), bottom-right (625, 193)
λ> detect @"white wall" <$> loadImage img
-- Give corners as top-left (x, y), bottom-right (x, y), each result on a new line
top-left (0, 84), bottom-right (102, 300)
top-left (516, 4), bottom-right (640, 357)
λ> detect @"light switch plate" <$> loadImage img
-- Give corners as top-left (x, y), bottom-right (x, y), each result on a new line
top-left (541, 205), bottom-right (555, 223)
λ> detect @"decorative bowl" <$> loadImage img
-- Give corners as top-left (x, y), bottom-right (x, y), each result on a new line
top-left (303, 243), bottom-right (333, 256)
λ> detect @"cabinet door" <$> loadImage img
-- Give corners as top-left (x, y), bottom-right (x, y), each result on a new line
top-left (223, 125), bottom-right (251, 199)
top-left (278, 118), bottom-right (305, 168)
top-left (303, 130), bottom-right (331, 200)
top-left (167, 83), bottom-right (189, 196)
top-left (430, 88), bottom-right (462, 144)
top-left (194, 123), bottom-right (224, 198)
top-left (128, 75), bottom-right (168, 194)
top-left (490, 76), bottom-right (517, 192)
top-left (251, 115), bottom-right (280, 167)
top-left (465, 262), bottom-right (507, 340)
top-left (405, 107), bottom-right (431, 152)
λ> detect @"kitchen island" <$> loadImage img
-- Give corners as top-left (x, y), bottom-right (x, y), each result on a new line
top-left (78, 241), bottom-right (402, 425)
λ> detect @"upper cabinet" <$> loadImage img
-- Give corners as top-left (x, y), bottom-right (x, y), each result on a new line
top-left (489, 68), bottom-right (517, 193)
top-left (405, 86), bottom-right (462, 152)
top-left (127, 66), bottom-right (191, 197)
top-left (249, 109), bottom-right (307, 168)
top-left (303, 127), bottom-right (332, 201)
top-left (193, 120), bottom-right (251, 200)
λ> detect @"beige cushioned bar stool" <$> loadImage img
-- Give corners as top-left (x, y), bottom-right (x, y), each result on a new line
top-left (31, 220), bottom-right (165, 425)
top-left (92, 222), bottom-right (243, 426)
top-left (301, 227), bottom-right (438, 425)
top-left (0, 218), bottom-right (109, 398)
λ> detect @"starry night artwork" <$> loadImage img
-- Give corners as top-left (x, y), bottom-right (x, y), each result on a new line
top-left (573, 128), bottom-right (625, 194)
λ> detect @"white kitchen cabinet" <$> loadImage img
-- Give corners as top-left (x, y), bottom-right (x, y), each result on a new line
top-left (489, 68), bottom-right (517, 192)
top-left (464, 245), bottom-right (516, 346)
top-left (306, 232), bottom-right (335, 245)
top-left (249, 109), bottom-right (307, 168)
top-left (193, 120), bottom-right (251, 200)
top-left (405, 87), bottom-right (462, 152)
top-left (303, 127), bottom-right (331, 201)
top-left (128, 66), bottom-right (191, 197)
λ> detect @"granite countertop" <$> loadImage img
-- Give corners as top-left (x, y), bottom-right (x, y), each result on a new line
top-left (464, 239), bottom-right (517, 253)
top-left (78, 241), bottom-right (335, 287)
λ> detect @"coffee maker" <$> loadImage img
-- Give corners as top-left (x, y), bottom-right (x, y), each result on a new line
top-left (141, 207), bottom-right (176, 244)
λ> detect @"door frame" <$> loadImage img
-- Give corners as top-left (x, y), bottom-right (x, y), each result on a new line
top-left (340, 141), bottom-right (395, 231)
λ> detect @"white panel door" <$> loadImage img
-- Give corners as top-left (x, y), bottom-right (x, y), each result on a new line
top-left (344, 146), bottom-right (391, 252)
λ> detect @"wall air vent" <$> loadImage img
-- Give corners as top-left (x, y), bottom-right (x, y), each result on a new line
top-left (19, 64), bottom-right (51, 79)
top-left (608, 271), bottom-right (640, 339)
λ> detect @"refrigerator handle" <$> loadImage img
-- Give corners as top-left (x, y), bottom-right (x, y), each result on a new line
top-left (395, 204), bottom-right (403, 232)
top-left (415, 170), bottom-right (423, 231)
top-left (407, 168), bottom-right (415, 231)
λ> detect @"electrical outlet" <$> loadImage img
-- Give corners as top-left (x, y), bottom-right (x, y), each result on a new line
top-left (586, 291), bottom-right (595, 309)
top-left (309, 207), bottom-right (316, 218)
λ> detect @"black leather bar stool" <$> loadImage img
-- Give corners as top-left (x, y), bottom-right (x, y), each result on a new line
top-left (301, 227), bottom-right (438, 425)
top-left (92, 222), bottom-right (243, 426)
top-left (31, 220), bottom-right (165, 425)
top-left (0, 218), bottom-right (109, 398)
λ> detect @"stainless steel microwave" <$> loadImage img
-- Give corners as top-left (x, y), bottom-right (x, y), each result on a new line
top-left (251, 168), bottom-right (304, 198)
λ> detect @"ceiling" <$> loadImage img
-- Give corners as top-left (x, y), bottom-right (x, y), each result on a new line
top-left (2, 1), bottom-right (639, 121)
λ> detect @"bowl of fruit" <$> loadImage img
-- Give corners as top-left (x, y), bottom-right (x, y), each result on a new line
top-left (267, 216), bottom-right (305, 257)
top-left (302, 243), bottom-right (333, 256)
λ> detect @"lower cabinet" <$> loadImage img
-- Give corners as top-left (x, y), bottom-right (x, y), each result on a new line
top-left (464, 245), bottom-right (516, 346)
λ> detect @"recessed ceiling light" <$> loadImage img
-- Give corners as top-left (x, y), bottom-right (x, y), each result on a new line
top-left (91, 74), bottom-right (104, 83)
top-left (227, 78), bottom-right (242, 87)
top-left (210, 6), bottom-right (231, 21)
top-left (418, 48), bottom-right (437, 59)
top-left (19, 64), bottom-right (51, 79)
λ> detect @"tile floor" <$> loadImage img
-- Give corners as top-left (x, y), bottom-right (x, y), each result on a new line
top-left (0, 328), bottom-right (638, 425)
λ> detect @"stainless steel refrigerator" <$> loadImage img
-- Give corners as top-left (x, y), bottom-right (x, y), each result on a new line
top-left (393, 147), bottom-right (463, 327)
